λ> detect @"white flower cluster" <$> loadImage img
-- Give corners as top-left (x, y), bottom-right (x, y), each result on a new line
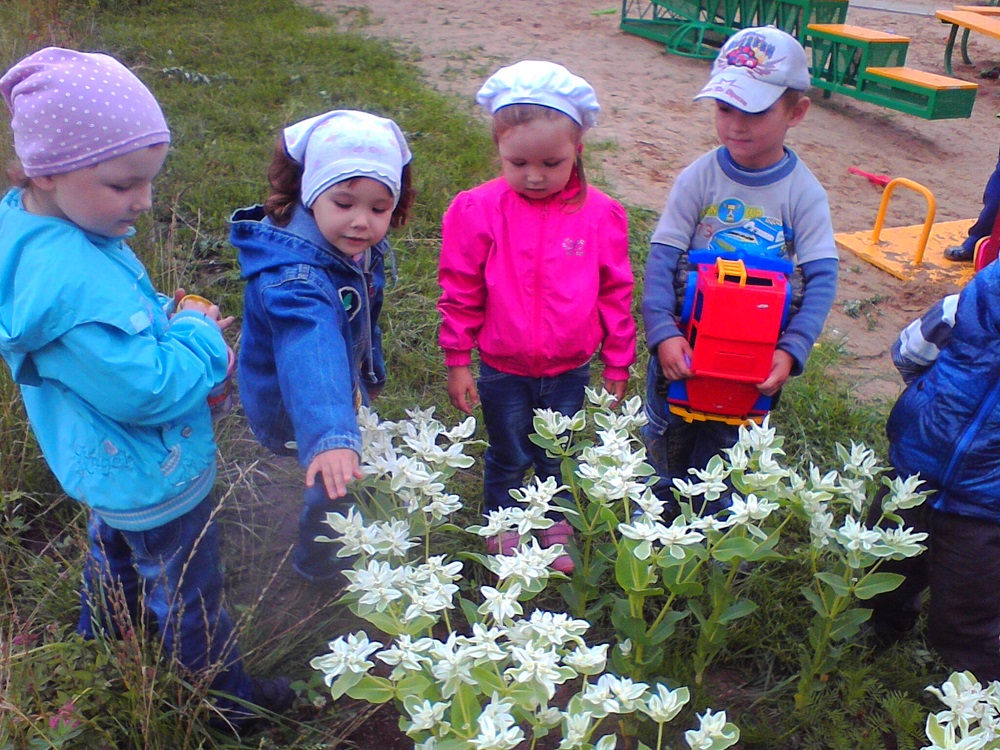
top-left (923, 672), bottom-right (1000, 750)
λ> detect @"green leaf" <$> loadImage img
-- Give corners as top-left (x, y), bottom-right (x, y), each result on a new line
top-left (616, 538), bottom-right (655, 591)
top-left (799, 585), bottom-right (827, 616)
top-left (395, 672), bottom-right (434, 702)
top-left (346, 673), bottom-right (394, 704)
top-left (329, 670), bottom-right (363, 700)
top-left (611, 598), bottom-right (649, 643)
top-left (711, 536), bottom-right (757, 562)
top-left (853, 572), bottom-right (905, 600)
top-left (449, 682), bottom-right (481, 734)
top-left (719, 598), bottom-right (758, 624)
top-left (470, 664), bottom-right (504, 696)
top-left (648, 610), bottom-right (688, 644)
top-left (830, 607), bottom-right (872, 641)
top-left (815, 572), bottom-right (851, 597)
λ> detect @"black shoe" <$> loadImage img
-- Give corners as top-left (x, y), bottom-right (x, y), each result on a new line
top-left (250, 676), bottom-right (296, 715)
top-left (944, 244), bottom-right (975, 262)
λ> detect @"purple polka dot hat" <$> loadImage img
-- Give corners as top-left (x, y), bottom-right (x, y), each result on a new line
top-left (1, 47), bottom-right (171, 177)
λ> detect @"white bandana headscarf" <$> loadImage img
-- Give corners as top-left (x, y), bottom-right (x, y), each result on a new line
top-left (282, 109), bottom-right (412, 208)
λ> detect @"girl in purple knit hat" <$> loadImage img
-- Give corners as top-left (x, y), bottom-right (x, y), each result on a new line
top-left (0, 47), bottom-right (293, 730)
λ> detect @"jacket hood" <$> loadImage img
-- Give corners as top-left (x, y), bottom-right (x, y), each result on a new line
top-left (231, 202), bottom-right (377, 278)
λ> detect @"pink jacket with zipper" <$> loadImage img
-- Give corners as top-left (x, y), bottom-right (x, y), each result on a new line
top-left (438, 175), bottom-right (636, 381)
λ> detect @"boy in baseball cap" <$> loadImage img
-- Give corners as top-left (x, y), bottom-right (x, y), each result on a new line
top-left (640, 26), bottom-right (838, 514)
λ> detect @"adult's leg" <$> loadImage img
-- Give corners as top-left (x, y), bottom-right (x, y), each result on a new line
top-left (926, 510), bottom-right (1000, 681)
top-left (478, 362), bottom-right (537, 513)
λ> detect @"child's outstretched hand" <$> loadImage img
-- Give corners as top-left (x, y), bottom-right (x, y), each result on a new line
top-left (306, 448), bottom-right (363, 499)
top-left (656, 336), bottom-right (693, 382)
top-left (757, 349), bottom-right (794, 397)
top-left (447, 365), bottom-right (479, 415)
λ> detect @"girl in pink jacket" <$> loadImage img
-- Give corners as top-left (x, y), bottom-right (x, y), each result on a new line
top-left (437, 60), bottom-right (637, 573)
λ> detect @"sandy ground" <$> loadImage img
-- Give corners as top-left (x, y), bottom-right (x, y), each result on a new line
top-left (300, 0), bottom-right (1000, 402)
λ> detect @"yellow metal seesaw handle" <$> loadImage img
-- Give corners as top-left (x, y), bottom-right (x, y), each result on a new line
top-left (871, 177), bottom-right (937, 266)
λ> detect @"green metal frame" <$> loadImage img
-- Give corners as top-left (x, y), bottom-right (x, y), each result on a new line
top-left (808, 27), bottom-right (909, 93)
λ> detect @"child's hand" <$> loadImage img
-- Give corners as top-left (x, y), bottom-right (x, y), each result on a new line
top-left (604, 378), bottom-right (626, 408)
top-left (757, 349), bottom-right (794, 396)
top-left (306, 448), bottom-right (362, 500)
top-left (657, 336), bottom-right (693, 381)
top-left (178, 294), bottom-right (236, 331)
top-left (447, 365), bottom-right (479, 415)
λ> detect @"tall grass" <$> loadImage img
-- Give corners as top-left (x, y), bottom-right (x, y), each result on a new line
top-left (0, 1), bottom-right (935, 748)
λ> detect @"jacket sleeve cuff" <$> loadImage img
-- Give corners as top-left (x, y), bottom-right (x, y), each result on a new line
top-left (602, 365), bottom-right (631, 383)
top-left (444, 350), bottom-right (473, 367)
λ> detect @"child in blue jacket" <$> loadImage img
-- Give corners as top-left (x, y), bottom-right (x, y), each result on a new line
top-left (869, 261), bottom-right (1000, 680)
top-left (232, 110), bottom-right (414, 583)
top-left (0, 48), bottom-right (293, 729)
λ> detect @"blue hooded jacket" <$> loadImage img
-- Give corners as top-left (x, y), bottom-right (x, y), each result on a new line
top-left (231, 203), bottom-right (386, 466)
top-left (0, 189), bottom-right (229, 530)
top-left (888, 259), bottom-right (1000, 521)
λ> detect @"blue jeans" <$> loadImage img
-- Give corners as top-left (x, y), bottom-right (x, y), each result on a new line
top-left (642, 360), bottom-right (740, 515)
top-left (478, 361), bottom-right (590, 513)
top-left (78, 495), bottom-right (255, 718)
top-left (294, 482), bottom-right (352, 580)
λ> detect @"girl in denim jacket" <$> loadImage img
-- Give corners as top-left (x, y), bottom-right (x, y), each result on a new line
top-left (437, 61), bottom-right (637, 573)
top-left (232, 110), bottom-right (414, 583)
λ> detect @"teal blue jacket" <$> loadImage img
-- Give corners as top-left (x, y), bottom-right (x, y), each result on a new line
top-left (0, 189), bottom-right (228, 530)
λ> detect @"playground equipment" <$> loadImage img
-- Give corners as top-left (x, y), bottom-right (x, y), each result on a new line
top-left (620, 0), bottom-right (979, 119)
top-left (833, 175), bottom-right (977, 286)
top-left (666, 223), bottom-right (792, 425)
top-left (974, 213), bottom-right (1000, 271)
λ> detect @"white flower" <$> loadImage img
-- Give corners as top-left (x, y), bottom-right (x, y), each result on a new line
top-left (809, 510), bottom-right (835, 549)
top-left (403, 697), bottom-right (451, 734)
top-left (423, 493), bottom-right (464, 520)
top-left (429, 633), bottom-right (477, 698)
top-left (479, 583), bottom-right (524, 623)
top-left (534, 409), bottom-right (574, 440)
top-left (559, 710), bottom-right (595, 749)
top-left (518, 610), bottom-right (590, 648)
top-left (727, 493), bottom-right (779, 525)
top-left (582, 674), bottom-right (648, 716)
top-left (536, 706), bottom-right (562, 728)
top-left (684, 709), bottom-right (739, 750)
top-left (837, 441), bottom-right (883, 479)
top-left (594, 735), bottom-right (618, 750)
top-left (834, 515), bottom-right (881, 564)
top-left (874, 526), bottom-right (928, 559)
top-left (378, 634), bottom-right (432, 675)
top-left (562, 643), bottom-right (609, 675)
top-left (344, 559), bottom-right (403, 612)
top-left (505, 642), bottom-right (574, 700)
top-left (310, 631), bottom-right (382, 685)
top-left (462, 623), bottom-right (507, 663)
top-left (927, 672), bottom-right (991, 731)
top-left (493, 538), bottom-right (562, 589)
top-left (657, 519), bottom-right (706, 559)
top-left (444, 415), bottom-right (477, 441)
top-left (642, 684), bottom-right (691, 724)
top-left (883, 473), bottom-right (930, 512)
top-left (471, 695), bottom-right (524, 750)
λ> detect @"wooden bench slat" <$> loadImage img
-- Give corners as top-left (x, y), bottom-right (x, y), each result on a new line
top-left (865, 65), bottom-right (979, 88)
top-left (807, 23), bottom-right (910, 42)
top-left (935, 9), bottom-right (1000, 39)
top-left (952, 5), bottom-right (1000, 16)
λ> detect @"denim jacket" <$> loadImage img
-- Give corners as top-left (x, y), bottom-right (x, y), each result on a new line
top-left (232, 203), bottom-right (386, 467)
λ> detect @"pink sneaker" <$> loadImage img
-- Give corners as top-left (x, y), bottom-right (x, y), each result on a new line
top-left (485, 531), bottom-right (520, 556)
top-left (538, 520), bottom-right (575, 574)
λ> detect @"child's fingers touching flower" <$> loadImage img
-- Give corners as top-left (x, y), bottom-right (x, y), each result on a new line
top-left (307, 448), bottom-right (363, 499)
